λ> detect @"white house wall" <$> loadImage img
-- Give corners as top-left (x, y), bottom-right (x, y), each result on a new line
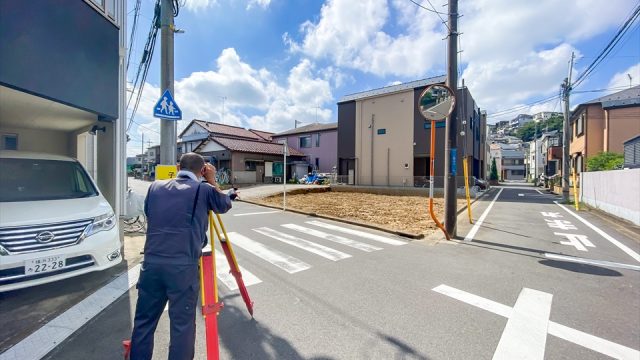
top-left (200, 140), bottom-right (226, 152)
top-left (355, 90), bottom-right (414, 186)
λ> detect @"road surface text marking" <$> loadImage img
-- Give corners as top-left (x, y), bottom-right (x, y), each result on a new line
top-left (554, 232), bottom-right (595, 252)
top-left (306, 220), bottom-right (406, 246)
top-left (0, 264), bottom-right (142, 360)
top-left (228, 232), bottom-right (310, 273)
top-left (541, 212), bottom-right (562, 218)
top-left (492, 288), bottom-right (552, 360)
top-left (432, 284), bottom-right (640, 360)
top-left (544, 253), bottom-right (640, 272)
top-left (464, 188), bottom-right (504, 242)
top-left (555, 202), bottom-right (640, 263)
top-left (545, 219), bottom-right (578, 231)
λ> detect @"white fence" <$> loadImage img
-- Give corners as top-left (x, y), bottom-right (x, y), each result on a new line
top-left (580, 168), bottom-right (640, 225)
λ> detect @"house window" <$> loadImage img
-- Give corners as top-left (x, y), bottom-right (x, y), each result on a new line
top-left (299, 136), bottom-right (311, 148)
top-left (2, 134), bottom-right (17, 150)
top-left (576, 113), bottom-right (585, 137)
top-left (245, 161), bottom-right (257, 171)
top-left (315, 133), bottom-right (320, 147)
top-left (315, 158), bottom-right (320, 169)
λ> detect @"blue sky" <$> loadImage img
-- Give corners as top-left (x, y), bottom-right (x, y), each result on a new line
top-left (126, 0), bottom-right (640, 155)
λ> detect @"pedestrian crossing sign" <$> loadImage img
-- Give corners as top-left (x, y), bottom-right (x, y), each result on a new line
top-left (153, 89), bottom-right (182, 120)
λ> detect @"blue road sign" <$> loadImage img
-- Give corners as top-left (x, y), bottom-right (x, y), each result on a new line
top-left (153, 89), bottom-right (182, 120)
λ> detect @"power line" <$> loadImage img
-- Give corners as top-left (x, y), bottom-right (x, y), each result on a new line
top-left (126, 0), bottom-right (142, 73)
top-left (408, 0), bottom-right (450, 31)
top-left (407, 0), bottom-right (448, 16)
top-left (127, 0), bottom-right (161, 132)
top-left (572, 4), bottom-right (640, 89)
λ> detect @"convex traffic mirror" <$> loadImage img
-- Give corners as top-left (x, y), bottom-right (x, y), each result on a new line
top-left (418, 84), bottom-right (456, 121)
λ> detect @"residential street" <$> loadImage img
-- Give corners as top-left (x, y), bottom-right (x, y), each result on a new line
top-left (1, 185), bottom-right (638, 360)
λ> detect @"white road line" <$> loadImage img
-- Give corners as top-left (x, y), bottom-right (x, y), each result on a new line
top-left (544, 253), bottom-right (640, 272)
top-left (535, 189), bottom-right (545, 195)
top-left (555, 202), bottom-right (640, 263)
top-left (432, 284), bottom-right (512, 317)
top-left (282, 224), bottom-right (382, 252)
top-left (0, 264), bottom-right (141, 360)
top-left (432, 284), bottom-right (640, 360)
top-left (306, 220), bottom-right (406, 246)
top-left (233, 210), bottom-right (280, 216)
top-left (214, 251), bottom-right (262, 290)
top-left (464, 188), bottom-right (504, 242)
top-left (492, 288), bottom-right (552, 360)
top-left (518, 193), bottom-right (525, 197)
top-left (253, 227), bottom-right (351, 261)
top-left (228, 232), bottom-right (310, 273)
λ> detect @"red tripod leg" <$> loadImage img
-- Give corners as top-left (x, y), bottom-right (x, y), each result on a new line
top-left (201, 250), bottom-right (223, 359)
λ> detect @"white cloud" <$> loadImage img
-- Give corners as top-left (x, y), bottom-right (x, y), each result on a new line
top-left (246, 0), bottom-right (271, 10)
top-left (287, 0), bottom-right (446, 78)
top-left (607, 63), bottom-right (640, 89)
top-left (183, 0), bottom-right (217, 12)
top-left (127, 48), bottom-right (333, 156)
top-left (287, 0), bottom-right (635, 123)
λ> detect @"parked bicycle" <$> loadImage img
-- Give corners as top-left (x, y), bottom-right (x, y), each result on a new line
top-left (122, 188), bottom-right (146, 234)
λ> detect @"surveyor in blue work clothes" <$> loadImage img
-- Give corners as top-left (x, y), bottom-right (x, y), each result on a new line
top-left (130, 152), bottom-right (232, 360)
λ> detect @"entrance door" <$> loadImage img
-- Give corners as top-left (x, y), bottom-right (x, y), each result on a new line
top-left (256, 164), bottom-right (265, 183)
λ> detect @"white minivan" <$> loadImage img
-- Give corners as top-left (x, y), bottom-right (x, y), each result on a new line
top-left (0, 151), bottom-right (122, 292)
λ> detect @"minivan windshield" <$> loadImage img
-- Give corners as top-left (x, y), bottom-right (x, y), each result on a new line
top-left (0, 159), bottom-right (98, 202)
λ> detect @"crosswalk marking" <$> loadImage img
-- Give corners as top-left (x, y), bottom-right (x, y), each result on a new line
top-left (306, 220), bottom-right (406, 246)
top-left (228, 232), bottom-right (311, 273)
top-left (214, 251), bottom-right (262, 290)
top-left (253, 227), bottom-right (352, 261)
top-left (281, 224), bottom-right (382, 252)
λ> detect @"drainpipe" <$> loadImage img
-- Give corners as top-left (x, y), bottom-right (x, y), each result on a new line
top-left (370, 114), bottom-right (375, 185)
top-left (387, 147), bottom-right (390, 186)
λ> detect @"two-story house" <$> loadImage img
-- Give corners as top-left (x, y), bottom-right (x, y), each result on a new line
top-left (570, 86), bottom-right (640, 173)
top-left (272, 123), bottom-right (338, 174)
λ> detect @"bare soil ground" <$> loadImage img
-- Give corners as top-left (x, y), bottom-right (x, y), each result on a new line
top-left (257, 191), bottom-right (466, 236)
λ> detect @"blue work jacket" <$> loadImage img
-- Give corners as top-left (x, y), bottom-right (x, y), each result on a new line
top-left (143, 175), bottom-right (232, 265)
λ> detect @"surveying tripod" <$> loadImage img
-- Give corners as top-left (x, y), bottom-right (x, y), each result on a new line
top-left (123, 211), bottom-right (254, 360)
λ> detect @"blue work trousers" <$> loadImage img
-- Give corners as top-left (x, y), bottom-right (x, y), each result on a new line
top-left (130, 262), bottom-right (200, 360)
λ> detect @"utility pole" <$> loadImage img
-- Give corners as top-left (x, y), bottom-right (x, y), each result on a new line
top-left (141, 132), bottom-right (144, 167)
top-left (160, 0), bottom-right (176, 165)
top-left (562, 52), bottom-right (575, 203)
top-left (444, 0), bottom-right (459, 236)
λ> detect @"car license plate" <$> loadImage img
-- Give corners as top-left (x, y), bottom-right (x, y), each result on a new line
top-left (25, 256), bottom-right (66, 275)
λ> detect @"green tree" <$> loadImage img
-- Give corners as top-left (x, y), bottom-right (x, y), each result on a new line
top-left (490, 158), bottom-right (499, 180)
top-left (586, 152), bottom-right (624, 171)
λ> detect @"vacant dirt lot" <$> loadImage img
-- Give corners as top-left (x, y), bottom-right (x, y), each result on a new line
top-left (257, 191), bottom-right (466, 236)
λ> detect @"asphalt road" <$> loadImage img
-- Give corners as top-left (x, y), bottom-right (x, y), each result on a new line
top-left (1, 185), bottom-right (639, 360)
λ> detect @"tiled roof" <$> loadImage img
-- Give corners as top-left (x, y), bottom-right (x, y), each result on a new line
top-left (249, 129), bottom-right (274, 141)
top-left (273, 122), bottom-right (338, 137)
top-left (189, 120), bottom-right (264, 140)
top-left (203, 136), bottom-right (306, 156)
top-left (338, 75), bottom-right (446, 103)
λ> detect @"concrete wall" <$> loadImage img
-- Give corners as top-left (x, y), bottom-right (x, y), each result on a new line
top-left (581, 168), bottom-right (640, 225)
top-left (0, 126), bottom-right (71, 156)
